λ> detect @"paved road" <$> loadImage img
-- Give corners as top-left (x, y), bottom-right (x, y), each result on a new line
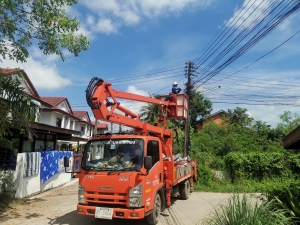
top-left (0, 179), bottom-right (235, 225)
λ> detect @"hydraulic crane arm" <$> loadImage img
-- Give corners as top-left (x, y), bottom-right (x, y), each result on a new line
top-left (86, 77), bottom-right (188, 137)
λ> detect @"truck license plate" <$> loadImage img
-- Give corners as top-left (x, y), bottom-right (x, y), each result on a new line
top-left (95, 207), bottom-right (113, 220)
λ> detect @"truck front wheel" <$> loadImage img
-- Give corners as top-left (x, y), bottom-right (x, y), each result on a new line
top-left (180, 180), bottom-right (190, 200)
top-left (147, 193), bottom-right (161, 225)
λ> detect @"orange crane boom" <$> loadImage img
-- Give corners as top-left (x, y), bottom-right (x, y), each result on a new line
top-left (86, 77), bottom-right (188, 137)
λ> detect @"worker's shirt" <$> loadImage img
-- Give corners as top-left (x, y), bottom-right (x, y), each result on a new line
top-left (172, 85), bottom-right (181, 94)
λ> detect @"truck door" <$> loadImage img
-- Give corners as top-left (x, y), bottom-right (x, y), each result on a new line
top-left (144, 140), bottom-right (163, 207)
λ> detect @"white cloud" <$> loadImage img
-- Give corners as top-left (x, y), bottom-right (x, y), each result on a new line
top-left (31, 46), bottom-right (60, 63)
top-left (1, 57), bottom-right (72, 90)
top-left (225, 0), bottom-right (272, 30)
top-left (79, 0), bottom-right (215, 34)
top-left (137, 0), bottom-right (212, 17)
top-left (93, 18), bottom-right (118, 34)
top-left (126, 85), bottom-right (149, 96)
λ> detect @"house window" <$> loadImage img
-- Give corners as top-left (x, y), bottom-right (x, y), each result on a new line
top-left (56, 118), bottom-right (62, 128)
top-left (70, 121), bottom-right (74, 130)
top-left (81, 126), bottom-right (84, 135)
top-left (22, 140), bottom-right (33, 152)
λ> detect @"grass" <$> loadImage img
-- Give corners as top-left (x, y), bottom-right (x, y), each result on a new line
top-left (0, 192), bottom-right (27, 213)
top-left (202, 193), bottom-right (295, 225)
top-left (193, 177), bottom-right (297, 193)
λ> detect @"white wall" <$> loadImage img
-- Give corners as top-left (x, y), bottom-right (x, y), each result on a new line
top-left (13, 153), bottom-right (73, 198)
top-left (39, 111), bottom-right (52, 125)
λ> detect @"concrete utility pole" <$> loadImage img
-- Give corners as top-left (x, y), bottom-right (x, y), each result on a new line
top-left (184, 61), bottom-right (194, 157)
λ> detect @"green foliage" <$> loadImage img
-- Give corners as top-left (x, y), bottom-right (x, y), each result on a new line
top-left (202, 193), bottom-right (294, 225)
top-left (189, 91), bottom-right (213, 130)
top-left (189, 107), bottom-right (300, 196)
top-left (0, 73), bottom-right (40, 138)
top-left (194, 122), bottom-right (285, 156)
top-left (224, 152), bottom-right (300, 182)
top-left (277, 111), bottom-right (300, 136)
top-left (196, 165), bottom-right (214, 186)
top-left (0, 0), bottom-right (89, 62)
top-left (226, 107), bottom-right (253, 128)
top-left (0, 170), bottom-right (15, 193)
top-left (267, 181), bottom-right (300, 221)
top-left (139, 94), bottom-right (159, 124)
top-left (171, 125), bottom-right (185, 155)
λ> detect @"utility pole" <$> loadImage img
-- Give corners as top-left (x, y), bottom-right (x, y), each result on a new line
top-left (184, 61), bottom-right (194, 157)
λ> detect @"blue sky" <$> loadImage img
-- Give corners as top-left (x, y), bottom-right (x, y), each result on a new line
top-left (3, 0), bottom-right (300, 128)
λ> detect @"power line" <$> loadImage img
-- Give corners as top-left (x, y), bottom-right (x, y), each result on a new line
top-left (193, 0), bottom-right (300, 86)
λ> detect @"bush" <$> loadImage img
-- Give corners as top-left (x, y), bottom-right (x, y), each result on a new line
top-left (197, 165), bottom-right (214, 186)
top-left (202, 193), bottom-right (295, 225)
top-left (267, 180), bottom-right (300, 222)
top-left (224, 152), bottom-right (299, 182)
top-left (0, 170), bottom-right (15, 193)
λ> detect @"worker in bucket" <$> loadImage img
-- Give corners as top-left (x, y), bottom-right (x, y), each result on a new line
top-left (172, 82), bottom-right (182, 94)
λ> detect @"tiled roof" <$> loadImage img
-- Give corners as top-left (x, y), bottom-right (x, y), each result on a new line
top-left (73, 111), bottom-right (87, 120)
top-left (0, 68), bottom-right (40, 98)
top-left (40, 97), bottom-right (66, 107)
top-left (91, 121), bottom-right (108, 129)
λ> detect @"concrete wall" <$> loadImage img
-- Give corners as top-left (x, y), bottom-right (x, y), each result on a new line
top-left (39, 111), bottom-right (53, 125)
top-left (13, 152), bottom-right (73, 198)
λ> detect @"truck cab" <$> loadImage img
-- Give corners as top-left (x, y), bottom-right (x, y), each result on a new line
top-left (76, 135), bottom-right (165, 223)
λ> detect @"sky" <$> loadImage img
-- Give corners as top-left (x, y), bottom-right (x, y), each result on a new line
top-left (2, 0), bottom-right (300, 130)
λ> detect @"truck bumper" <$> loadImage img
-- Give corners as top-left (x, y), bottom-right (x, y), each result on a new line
top-left (77, 204), bottom-right (145, 219)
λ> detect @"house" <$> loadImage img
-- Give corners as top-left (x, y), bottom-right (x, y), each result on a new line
top-left (0, 67), bottom-right (107, 198)
top-left (0, 68), bottom-right (108, 153)
top-left (196, 110), bottom-right (226, 130)
top-left (91, 121), bottom-right (108, 135)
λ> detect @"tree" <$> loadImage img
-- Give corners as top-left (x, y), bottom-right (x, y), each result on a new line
top-left (0, 73), bottom-right (39, 146)
top-left (276, 110), bottom-right (300, 135)
top-left (0, 0), bottom-right (89, 62)
top-left (0, 73), bottom-right (38, 189)
top-left (189, 90), bottom-right (213, 129)
top-left (226, 107), bottom-right (253, 128)
top-left (139, 94), bottom-right (159, 125)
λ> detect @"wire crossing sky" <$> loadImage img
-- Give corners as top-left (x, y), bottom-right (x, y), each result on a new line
top-left (1, 0), bottom-right (300, 126)
top-left (194, 0), bottom-right (300, 85)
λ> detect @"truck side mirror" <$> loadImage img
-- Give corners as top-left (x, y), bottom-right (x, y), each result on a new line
top-left (144, 156), bottom-right (152, 174)
top-left (64, 156), bottom-right (70, 167)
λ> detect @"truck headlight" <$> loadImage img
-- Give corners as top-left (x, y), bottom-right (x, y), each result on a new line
top-left (129, 184), bottom-right (142, 207)
top-left (78, 184), bottom-right (86, 204)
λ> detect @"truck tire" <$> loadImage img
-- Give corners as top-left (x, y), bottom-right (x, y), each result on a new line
top-left (180, 180), bottom-right (190, 200)
top-left (147, 193), bottom-right (161, 225)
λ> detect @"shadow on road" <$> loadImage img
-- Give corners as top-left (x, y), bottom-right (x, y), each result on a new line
top-left (49, 210), bottom-right (150, 225)
top-left (0, 197), bottom-right (47, 223)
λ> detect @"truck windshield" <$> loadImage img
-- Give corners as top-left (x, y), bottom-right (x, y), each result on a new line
top-left (82, 138), bottom-right (144, 171)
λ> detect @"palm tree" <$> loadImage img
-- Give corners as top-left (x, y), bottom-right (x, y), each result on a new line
top-left (0, 72), bottom-right (40, 146)
top-left (139, 94), bottom-right (159, 125)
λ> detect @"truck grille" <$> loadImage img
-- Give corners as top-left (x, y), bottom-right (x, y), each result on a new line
top-left (86, 192), bottom-right (127, 206)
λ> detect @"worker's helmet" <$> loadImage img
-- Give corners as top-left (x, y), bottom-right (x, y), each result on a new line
top-left (173, 82), bottom-right (178, 85)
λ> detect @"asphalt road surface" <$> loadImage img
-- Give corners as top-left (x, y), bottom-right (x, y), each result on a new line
top-left (0, 179), bottom-right (235, 225)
